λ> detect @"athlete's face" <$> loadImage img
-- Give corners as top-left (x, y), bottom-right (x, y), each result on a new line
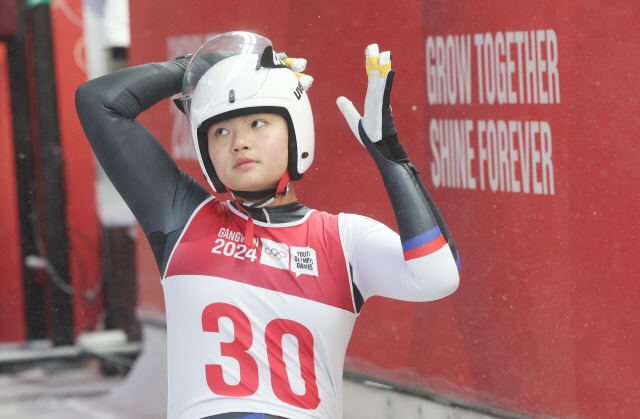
top-left (207, 113), bottom-right (289, 192)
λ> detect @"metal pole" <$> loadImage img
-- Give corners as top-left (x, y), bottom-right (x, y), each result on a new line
top-left (7, 0), bottom-right (47, 341)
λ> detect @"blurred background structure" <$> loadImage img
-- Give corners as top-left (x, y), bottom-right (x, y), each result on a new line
top-left (1, 1), bottom-right (639, 418)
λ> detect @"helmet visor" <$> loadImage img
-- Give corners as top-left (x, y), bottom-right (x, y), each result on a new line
top-left (182, 31), bottom-right (273, 121)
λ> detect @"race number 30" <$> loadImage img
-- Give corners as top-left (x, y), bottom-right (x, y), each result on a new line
top-left (201, 303), bottom-right (321, 409)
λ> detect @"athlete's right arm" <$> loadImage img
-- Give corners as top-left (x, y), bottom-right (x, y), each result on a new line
top-left (75, 57), bottom-right (210, 271)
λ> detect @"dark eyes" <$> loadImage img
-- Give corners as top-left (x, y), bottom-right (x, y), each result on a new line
top-left (213, 119), bottom-right (266, 137)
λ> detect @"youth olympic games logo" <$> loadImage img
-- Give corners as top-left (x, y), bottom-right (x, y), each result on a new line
top-left (259, 239), bottom-right (318, 277)
top-left (259, 238), bottom-right (290, 270)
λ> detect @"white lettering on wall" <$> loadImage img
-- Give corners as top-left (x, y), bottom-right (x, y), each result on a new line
top-left (425, 29), bottom-right (559, 195)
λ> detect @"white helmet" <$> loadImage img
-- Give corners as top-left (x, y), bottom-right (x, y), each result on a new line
top-left (182, 31), bottom-right (314, 194)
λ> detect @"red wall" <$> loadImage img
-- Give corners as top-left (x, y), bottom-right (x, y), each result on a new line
top-left (128, 1), bottom-right (640, 418)
top-left (0, 43), bottom-right (26, 342)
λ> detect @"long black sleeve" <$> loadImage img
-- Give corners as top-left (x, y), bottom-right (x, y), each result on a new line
top-left (361, 126), bottom-right (460, 271)
top-left (75, 58), bottom-right (210, 274)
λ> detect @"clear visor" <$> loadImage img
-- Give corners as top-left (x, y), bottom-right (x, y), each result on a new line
top-left (182, 31), bottom-right (272, 120)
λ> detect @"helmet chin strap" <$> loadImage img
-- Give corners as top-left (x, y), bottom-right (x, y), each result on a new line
top-left (229, 171), bottom-right (291, 249)
top-left (231, 170), bottom-right (291, 209)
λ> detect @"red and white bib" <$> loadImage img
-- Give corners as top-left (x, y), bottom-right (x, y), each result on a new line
top-left (162, 198), bottom-right (356, 419)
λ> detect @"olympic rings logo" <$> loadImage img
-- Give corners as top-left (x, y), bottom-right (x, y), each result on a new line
top-left (264, 247), bottom-right (287, 260)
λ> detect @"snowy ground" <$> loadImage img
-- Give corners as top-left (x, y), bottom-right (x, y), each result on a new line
top-left (0, 364), bottom-right (125, 419)
top-left (0, 325), bottom-right (165, 419)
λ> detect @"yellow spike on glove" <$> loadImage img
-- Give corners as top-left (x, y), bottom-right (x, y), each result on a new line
top-left (337, 43), bottom-right (396, 145)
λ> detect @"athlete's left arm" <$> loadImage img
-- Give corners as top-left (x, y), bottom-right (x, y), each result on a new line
top-left (337, 44), bottom-right (460, 297)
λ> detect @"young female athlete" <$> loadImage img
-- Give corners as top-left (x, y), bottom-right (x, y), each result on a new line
top-left (76, 31), bottom-right (460, 419)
